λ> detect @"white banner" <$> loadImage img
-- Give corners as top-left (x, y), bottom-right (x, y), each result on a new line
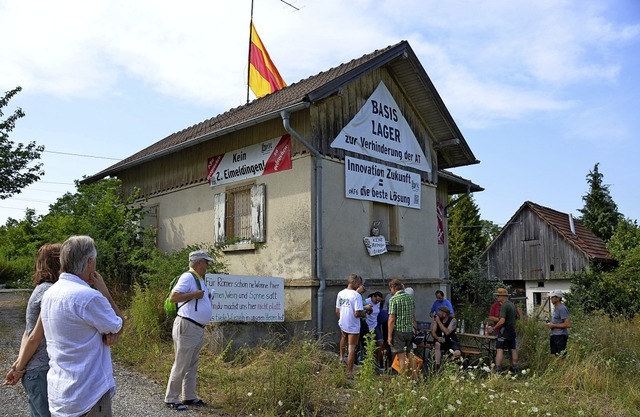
top-left (205, 274), bottom-right (285, 322)
top-left (363, 236), bottom-right (387, 256)
top-left (330, 81), bottom-right (431, 173)
top-left (345, 156), bottom-right (421, 209)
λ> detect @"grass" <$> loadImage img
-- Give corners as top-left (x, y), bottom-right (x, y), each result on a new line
top-left (114, 303), bottom-right (640, 417)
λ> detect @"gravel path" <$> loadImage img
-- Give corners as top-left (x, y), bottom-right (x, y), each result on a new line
top-left (0, 291), bottom-right (217, 417)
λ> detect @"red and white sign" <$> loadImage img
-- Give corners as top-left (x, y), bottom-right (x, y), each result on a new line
top-left (208, 135), bottom-right (292, 186)
top-left (437, 202), bottom-right (445, 244)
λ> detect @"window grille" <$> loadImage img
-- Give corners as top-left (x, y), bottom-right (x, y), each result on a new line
top-left (225, 184), bottom-right (253, 241)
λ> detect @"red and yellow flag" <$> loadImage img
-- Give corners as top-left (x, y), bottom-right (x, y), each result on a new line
top-left (249, 22), bottom-right (286, 98)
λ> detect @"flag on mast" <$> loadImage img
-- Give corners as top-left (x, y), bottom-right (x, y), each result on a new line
top-left (248, 22), bottom-right (286, 98)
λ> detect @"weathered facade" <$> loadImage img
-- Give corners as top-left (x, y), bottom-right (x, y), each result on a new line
top-left (484, 201), bottom-right (612, 316)
top-left (84, 41), bottom-right (481, 339)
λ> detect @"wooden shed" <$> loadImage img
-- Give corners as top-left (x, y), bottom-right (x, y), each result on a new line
top-left (484, 201), bottom-right (612, 315)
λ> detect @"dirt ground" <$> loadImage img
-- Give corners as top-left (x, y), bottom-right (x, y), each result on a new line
top-left (0, 291), bottom-right (31, 417)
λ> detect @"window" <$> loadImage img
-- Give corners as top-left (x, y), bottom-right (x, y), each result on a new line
top-left (213, 183), bottom-right (265, 246)
top-left (139, 204), bottom-right (159, 246)
top-left (371, 202), bottom-right (400, 249)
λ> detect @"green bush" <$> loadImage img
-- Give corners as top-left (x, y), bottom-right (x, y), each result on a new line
top-left (0, 256), bottom-right (34, 287)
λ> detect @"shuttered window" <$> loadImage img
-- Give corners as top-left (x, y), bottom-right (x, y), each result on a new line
top-left (213, 183), bottom-right (266, 245)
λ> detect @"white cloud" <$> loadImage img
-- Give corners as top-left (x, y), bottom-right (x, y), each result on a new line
top-left (1, 0), bottom-right (638, 126)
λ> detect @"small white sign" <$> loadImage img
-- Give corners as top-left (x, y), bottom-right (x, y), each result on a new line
top-left (364, 236), bottom-right (387, 256)
top-left (205, 274), bottom-right (285, 322)
top-left (345, 156), bottom-right (421, 208)
top-left (330, 81), bottom-right (431, 173)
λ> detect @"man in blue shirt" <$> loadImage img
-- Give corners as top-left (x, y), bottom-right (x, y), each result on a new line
top-left (429, 290), bottom-right (455, 318)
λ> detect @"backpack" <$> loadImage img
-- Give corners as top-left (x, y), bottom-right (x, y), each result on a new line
top-left (164, 271), bottom-right (203, 319)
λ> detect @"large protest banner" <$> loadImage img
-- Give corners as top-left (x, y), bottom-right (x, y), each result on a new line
top-left (344, 156), bottom-right (421, 209)
top-left (205, 274), bottom-right (285, 322)
top-left (330, 81), bottom-right (431, 173)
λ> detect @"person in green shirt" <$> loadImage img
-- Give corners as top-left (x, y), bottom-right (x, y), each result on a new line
top-left (487, 288), bottom-right (518, 373)
top-left (387, 278), bottom-right (417, 376)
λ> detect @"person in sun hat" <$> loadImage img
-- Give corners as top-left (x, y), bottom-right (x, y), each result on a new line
top-left (487, 288), bottom-right (518, 373)
top-left (487, 288), bottom-right (520, 336)
top-left (547, 290), bottom-right (571, 355)
top-left (164, 249), bottom-right (214, 411)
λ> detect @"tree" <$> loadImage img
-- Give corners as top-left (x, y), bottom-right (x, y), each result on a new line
top-left (480, 219), bottom-right (501, 243)
top-left (578, 163), bottom-right (621, 242)
top-left (0, 179), bottom-right (149, 290)
top-left (448, 193), bottom-right (490, 302)
top-left (0, 87), bottom-right (44, 199)
top-left (607, 217), bottom-right (640, 261)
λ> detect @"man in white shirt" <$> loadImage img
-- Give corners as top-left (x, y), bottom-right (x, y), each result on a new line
top-left (41, 235), bottom-right (123, 417)
top-left (164, 250), bottom-right (214, 410)
top-left (335, 273), bottom-right (365, 378)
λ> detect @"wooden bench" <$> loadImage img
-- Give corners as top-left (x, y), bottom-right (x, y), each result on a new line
top-left (461, 349), bottom-right (481, 357)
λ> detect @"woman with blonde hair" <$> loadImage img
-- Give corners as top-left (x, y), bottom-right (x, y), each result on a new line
top-left (3, 243), bottom-right (62, 417)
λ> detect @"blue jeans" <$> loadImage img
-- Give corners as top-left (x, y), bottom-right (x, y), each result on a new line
top-left (22, 370), bottom-right (50, 417)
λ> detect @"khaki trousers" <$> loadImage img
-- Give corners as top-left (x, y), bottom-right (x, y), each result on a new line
top-left (80, 391), bottom-right (112, 417)
top-left (164, 316), bottom-right (205, 403)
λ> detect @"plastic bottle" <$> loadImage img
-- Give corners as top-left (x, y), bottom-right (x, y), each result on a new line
top-left (460, 319), bottom-right (465, 334)
top-left (479, 321), bottom-right (484, 336)
top-left (484, 321), bottom-right (489, 336)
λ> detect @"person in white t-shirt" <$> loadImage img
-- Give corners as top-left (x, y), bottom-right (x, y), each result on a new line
top-left (364, 291), bottom-right (385, 368)
top-left (335, 274), bottom-right (365, 378)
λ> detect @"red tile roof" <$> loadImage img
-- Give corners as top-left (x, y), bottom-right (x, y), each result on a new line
top-left (526, 201), bottom-right (611, 260)
top-left (83, 40), bottom-right (478, 184)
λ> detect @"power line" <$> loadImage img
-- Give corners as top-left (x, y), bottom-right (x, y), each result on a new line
top-left (278, 0), bottom-right (300, 11)
top-left (43, 150), bottom-right (121, 160)
top-left (0, 206), bottom-right (47, 212)
top-left (40, 181), bottom-right (75, 185)
top-left (4, 197), bottom-right (53, 204)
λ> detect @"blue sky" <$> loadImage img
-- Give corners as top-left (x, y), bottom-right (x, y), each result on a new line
top-left (1, 0), bottom-right (639, 227)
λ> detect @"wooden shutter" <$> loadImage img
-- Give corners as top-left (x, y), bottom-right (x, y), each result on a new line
top-left (251, 184), bottom-right (266, 243)
top-left (213, 192), bottom-right (226, 243)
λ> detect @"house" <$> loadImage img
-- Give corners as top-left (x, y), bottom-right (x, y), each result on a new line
top-left (483, 201), bottom-right (612, 316)
top-left (83, 40), bottom-right (481, 339)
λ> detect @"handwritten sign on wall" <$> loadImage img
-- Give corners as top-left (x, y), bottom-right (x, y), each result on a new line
top-left (205, 274), bottom-right (285, 322)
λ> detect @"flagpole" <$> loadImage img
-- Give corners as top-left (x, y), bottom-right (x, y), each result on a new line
top-left (246, 0), bottom-right (255, 104)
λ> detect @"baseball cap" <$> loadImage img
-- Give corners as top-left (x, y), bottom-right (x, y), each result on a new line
top-left (550, 289), bottom-right (564, 298)
top-left (189, 249), bottom-right (213, 263)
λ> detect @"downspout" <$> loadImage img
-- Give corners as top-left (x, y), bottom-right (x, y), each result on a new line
top-left (280, 110), bottom-right (325, 338)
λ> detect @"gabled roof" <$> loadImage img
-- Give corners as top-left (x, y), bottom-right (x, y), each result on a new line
top-left (83, 40), bottom-right (478, 184)
top-left (487, 201), bottom-right (611, 261)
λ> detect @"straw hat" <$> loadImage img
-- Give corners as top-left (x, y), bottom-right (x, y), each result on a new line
top-left (493, 288), bottom-right (510, 296)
